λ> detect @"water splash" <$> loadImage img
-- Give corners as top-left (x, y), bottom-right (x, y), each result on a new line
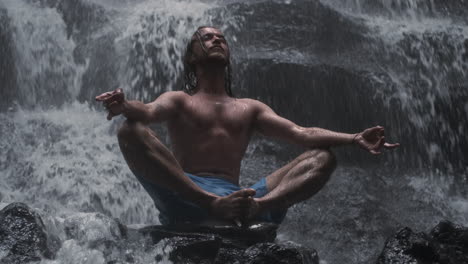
top-left (115, 0), bottom-right (244, 100)
top-left (0, 103), bottom-right (159, 224)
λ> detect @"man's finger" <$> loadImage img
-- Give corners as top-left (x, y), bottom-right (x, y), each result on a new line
top-left (379, 136), bottom-right (385, 148)
top-left (384, 142), bottom-right (400, 149)
top-left (106, 112), bottom-right (114, 121)
top-left (95, 91), bottom-right (113, 101)
top-left (107, 101), bottom-right (118, 109)
top-left (103, 94), bottom-right (124, 105)
top-left (370, 136), bottom-right (384, 150)
top-left (106, 109), bottom-right (119, 120)
top-left (370, 149), bottom-right (381, 155)
top-left (96, 88), bottom-right (124, 102)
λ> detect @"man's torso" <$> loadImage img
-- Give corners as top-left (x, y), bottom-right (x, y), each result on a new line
top-left (166, 92), bottom-right (258, 184)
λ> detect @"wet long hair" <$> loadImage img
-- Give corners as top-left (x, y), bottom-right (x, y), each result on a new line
top-left (182, 26), bottom-right (233, 97)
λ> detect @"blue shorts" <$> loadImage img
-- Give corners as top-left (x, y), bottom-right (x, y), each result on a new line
top-left (134, 172), bottom-right (287, 225)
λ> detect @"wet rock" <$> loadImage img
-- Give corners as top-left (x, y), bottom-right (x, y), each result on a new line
top-left (377, 221), bottom-right (468, 264)
top-left (140, 222), bottom-right (278, 247)
top-left (139, 223), bottom-right (319, 264)
top-left (243, 242), bottom-right (319, 264)
top-left (377, 227), bottom-right (438, 264)
top-left (430, 220), bottom-right (468, 264)
top-left (0, 202), bottom-right (57, 263)
top-left (221, 1), bottom-right (368, 56)
top-left (165, 235), bottom-right (221, 264)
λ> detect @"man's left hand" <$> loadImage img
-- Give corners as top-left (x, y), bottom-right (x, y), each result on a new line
top-left (354, 126), bottom-right (400, 155)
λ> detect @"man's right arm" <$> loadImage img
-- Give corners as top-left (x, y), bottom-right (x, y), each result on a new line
top-left (121, 92), bottom-right (182, 124)
top-left (96, 89), bottom-right (183, 123)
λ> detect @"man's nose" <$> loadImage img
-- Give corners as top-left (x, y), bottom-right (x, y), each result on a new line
top-left (212, 36), bottom-right (222, 43)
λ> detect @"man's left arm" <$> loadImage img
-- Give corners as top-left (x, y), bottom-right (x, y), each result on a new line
top-left (252, 100), bottom-right (399, 154)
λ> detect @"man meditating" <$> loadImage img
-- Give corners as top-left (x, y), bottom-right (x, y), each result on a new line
top-left (96, 26), bottom-right (399, 225)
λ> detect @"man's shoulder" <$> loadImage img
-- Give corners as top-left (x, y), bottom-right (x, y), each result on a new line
top-left (236, 97), bottom-right (262, 105)
top-left (159, 90), bottom-right (188, 99)
top-left (237, 98), bottom-right (269, 111)
top-left (156, 91), bottom-right (190, 104)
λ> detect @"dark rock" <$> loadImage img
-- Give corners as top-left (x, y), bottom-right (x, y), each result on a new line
top-left (430, 220), bottom-right (468, 264)
top-left (377, 221), bottom-right (468, 264)
top-left (166, 235), bottom-right (221, 264)
top-left (219, 1), bottom-right (368, 56)
top-left (243, 242), bottom-right (319, 264)
top-left (139, 223), bottom-right (318, 264)
top-left (0, 202), bottom-right (58, 263)
top-left (377, 227), bottom-right (438, 264)
top-left (140, 222), bottom-right (278, 247)
top-left (214, 246), bottom-right (244, 264)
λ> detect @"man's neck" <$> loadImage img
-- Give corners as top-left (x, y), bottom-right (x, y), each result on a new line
top-left (194, 64), bottom-right (227, 96)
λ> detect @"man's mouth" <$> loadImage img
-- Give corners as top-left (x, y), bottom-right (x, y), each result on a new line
top-left (210, 46), bottom-right (224, 51)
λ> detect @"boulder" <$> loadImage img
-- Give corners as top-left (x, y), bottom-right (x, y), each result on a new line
top-left (430, 220), bottom-right (468, 264)
top-left (377, 227), bottom-right (438, 264)
top-left (138, 223), bottom-right (319, 264)
top-left (0, 202), bottom-right (59, 263)
top-left (377, 220), bottom-right (468, 264)
top-left (139, 222), bottom-right (278, 247)
top-left (242, 242), bottom-right (319, 264)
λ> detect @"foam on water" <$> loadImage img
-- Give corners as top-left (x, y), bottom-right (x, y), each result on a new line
top-left (0, 103), bottom-right (159, 224)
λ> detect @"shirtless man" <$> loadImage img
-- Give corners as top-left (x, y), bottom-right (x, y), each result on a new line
top-left (96, 26), bottom-right (399, 225)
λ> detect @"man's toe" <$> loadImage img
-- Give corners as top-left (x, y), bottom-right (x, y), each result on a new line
top-left (241, 188), bottom-right (256, 197)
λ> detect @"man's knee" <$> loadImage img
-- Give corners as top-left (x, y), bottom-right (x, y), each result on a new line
top-left (117, 120), bottom-right (148, 144)
top-left (304, 149), bottom-right (337, 174)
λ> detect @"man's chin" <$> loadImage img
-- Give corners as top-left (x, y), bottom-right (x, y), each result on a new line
top-left (204, 56), bottom-right (229, 67)
top-left (204, 59), bottom-right (228, 67)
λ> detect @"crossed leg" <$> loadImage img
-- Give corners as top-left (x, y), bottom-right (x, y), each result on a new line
top-left (117, 120), bottom-right (255, 220)
top-left (253, 149), bottom-right (337, 216)
top-left (117, 120), bottom-right (336, 222)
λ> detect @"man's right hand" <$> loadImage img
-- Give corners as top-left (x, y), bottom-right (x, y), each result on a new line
top-left (95, 88), bottom-right (125, 120)
top-left (210, 189), bottom-right (256, 223)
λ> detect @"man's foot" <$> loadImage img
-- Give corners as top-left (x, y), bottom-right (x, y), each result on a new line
top-left (246, 197), bottom-right (261, 220)
top-left (210, 189), bottom-right (256, 220)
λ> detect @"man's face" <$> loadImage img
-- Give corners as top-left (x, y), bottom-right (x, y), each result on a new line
top-left (191, 27), bottom-right (230, 66)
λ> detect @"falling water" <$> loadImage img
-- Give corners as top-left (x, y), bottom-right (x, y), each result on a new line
top-left (0, 0), bottom-right (467, 263)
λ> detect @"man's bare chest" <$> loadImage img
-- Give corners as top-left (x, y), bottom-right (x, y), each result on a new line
top-left (177, 99), bottom-right (254, 135)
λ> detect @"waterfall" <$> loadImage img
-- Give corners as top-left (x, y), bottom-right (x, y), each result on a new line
top-left (0, 0), bottom-right (466, 263)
